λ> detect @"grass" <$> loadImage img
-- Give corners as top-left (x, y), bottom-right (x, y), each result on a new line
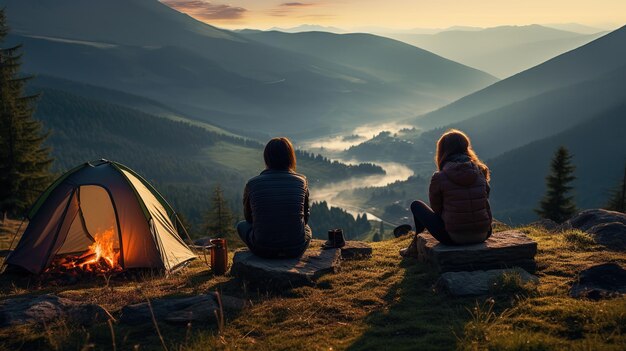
top-left (0, 220), bottom-right (625, 350)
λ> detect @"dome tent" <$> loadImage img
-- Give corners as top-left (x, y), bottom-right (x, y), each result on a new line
top-left (5, 160), bottom-right (196, 274)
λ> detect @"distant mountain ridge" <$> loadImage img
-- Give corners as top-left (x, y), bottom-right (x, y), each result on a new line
top-left (413, 26), bottom-right (623, 130)
top-left (385, 25), bottom-right (606, 77)
top-left (0, 0), bottom-right (496, 138)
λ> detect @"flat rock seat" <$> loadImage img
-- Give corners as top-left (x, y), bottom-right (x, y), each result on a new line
top-left (230, 247), bottom-right (341, 289)
top-left (416, 230), bottom-right (537, 273)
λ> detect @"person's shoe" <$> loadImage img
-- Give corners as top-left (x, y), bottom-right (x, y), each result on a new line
top-left (399, 236), bottom-right (418, 258)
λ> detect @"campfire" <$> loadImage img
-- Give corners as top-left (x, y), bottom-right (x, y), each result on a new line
top-left (45, 228), bottom-right (122, 277)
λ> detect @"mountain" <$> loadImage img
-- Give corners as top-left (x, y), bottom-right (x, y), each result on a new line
top-left (413, 26), bottom-right (624, 130)
top-left (238, 30), bottom-right (497, 99)
top-left (385, 25), bottom-right (606, 77)
top-left (267, 24), bottom-right (346, 34)
top-left (350, 26), bottom-right (626, 163)
top-left (32, 75), bottom-right (239, 137)
top-left (343, 26), bottom-right (626, 223)
top-left (544, 23), bottom-right (607, 34)
top-left (489, 104), bottom-right (626, 223)
top-left (0, 0), bottom-right (495, 138)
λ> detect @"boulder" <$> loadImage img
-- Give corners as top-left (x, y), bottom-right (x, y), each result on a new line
top-left (310, 239), bottom-right (372, 259)
top-left (570, 263), bottom-right (626, 300)
top-left (339, 241), bottom-right (372, 260)
top-left (416, 230), bottom-right (537, 273)
top-left (587, 222), bottom-right (626, 250)
top-left (563, 209), bottom-right (626, 231)
top-left (0, 294), bottom-right (110, 328)
top-left (564, 209), bottom-right (626, 250)
top-left (121, 294), bottom-right (219, 325)
top-left (193, 236), bottom-right (213, 247)
top-left (435, 268), bottom-right (538, 296)
top-left (230, 247), bottom-right (341, 289)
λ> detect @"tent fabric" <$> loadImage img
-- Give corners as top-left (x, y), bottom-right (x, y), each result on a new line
top-left (5, 160), bottom-right (196, 274)
top-left (121, 170), bottom-right (196, 271)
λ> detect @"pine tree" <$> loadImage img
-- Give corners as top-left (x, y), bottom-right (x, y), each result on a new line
top-left (379, 221), bottom-right (385, 240)
top-left (372, 232), bottom-right (381, 242)
top-left (606, 164), bottom-right (626, 213)
top-left (535, 146), bottom-right (577, 223)
top-left (202, 185), bottom-right (236, 239)
top-left (0, 9), bottom-right (52, 220)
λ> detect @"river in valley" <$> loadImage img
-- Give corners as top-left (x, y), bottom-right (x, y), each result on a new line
top-left (301, 122), bottom-right (415, 223)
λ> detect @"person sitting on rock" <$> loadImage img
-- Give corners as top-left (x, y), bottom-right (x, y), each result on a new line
top-left (401, 129), bottom-right (492, 257)
top-left (237, 137), bottom-right (312, 258)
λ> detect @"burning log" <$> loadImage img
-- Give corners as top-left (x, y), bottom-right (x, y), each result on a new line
top-left (76, 253), bottom-right (97, 266)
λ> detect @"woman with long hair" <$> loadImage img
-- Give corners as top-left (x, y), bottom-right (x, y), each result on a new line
top-left (401, 129), bottom-right (492, 256)
top-left (236, 137), bottom-right (312, 258)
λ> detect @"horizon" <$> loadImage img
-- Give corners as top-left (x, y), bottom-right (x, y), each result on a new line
top-left (159, 0), bottom-right (625, 31)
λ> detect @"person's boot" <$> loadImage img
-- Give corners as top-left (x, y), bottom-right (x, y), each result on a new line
top-left (399, 235), bottom-right (418, 258)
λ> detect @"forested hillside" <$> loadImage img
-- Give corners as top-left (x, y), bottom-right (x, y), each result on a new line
top-left (31, 87), bottom-right (384, 233)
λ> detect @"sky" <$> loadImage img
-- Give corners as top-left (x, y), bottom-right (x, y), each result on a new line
top-left (160, 0), bottom-right (625, 30)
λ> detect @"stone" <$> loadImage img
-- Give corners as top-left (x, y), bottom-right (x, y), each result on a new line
top-left (208, 292), bottom-right (248, 311)
top-left (0, 294), bottom-right (110, 328)
top-left (587, 222), bottom-right (626, 250)
top-left (230, 247), bottom-right (341, 289)
top-left (310, 239), bottom-right (372, 259)
top-left (435, 268), bottom-right (538, 296)
top-left (193, 236), bottom-right (213, 247)
top-left (339, 241), bottom-right (372, 260)
top-left (570, 263), bottom-right (626, 300)
top-left (563, 209), bottom-right (626, 250)
top-left (564, 209), bottom-right (626, 231)
top-left (121, 294), bottom-right (219, 325)
top-left (416, 230), bottom-right (537, 273)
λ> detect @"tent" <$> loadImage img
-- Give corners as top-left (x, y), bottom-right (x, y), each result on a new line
top-left (5, 160), bottom-right (196, 274)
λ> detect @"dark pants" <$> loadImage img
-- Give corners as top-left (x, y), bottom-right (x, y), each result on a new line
top-left (410, 200), bottom-right (457, 245)
top-left (236, 221), bottom-right (311, 259)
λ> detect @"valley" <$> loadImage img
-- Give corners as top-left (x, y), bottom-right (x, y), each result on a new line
top-left (0, 0), bottom-right (623, 230)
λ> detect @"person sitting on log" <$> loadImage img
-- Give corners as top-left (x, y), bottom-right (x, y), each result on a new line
top-left (236, 137), bottom-right (312, 258)
top-left (401, 129), bottom-right (492, 257)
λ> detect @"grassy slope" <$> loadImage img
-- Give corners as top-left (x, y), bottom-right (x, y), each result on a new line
top-left (0, 220), bottom-right (625, 350)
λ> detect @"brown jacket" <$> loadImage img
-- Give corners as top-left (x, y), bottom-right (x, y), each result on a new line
top-left (429, 154), bottom-right (492, 244)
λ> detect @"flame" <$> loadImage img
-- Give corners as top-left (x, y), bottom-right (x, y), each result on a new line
top-left (81, 228), bottom-right (120, 269)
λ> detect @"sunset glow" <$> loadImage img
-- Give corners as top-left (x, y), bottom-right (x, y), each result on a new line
top-left (160, 0), bottom-right (625, 30)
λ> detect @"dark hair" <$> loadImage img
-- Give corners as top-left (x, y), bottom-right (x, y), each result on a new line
top-left (264, 137), bottom-right (297, 171)
top-left (435, 129), bottom-right (490, 182)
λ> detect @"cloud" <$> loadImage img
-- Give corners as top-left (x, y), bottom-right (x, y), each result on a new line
top-left (162, 0), bottom-right (246, 20)
top-left (280, 2), bottom-right (315, 6)
top-left (270, 2), bottom-right (318, 16)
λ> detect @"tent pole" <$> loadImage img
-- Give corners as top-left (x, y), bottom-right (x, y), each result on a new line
top-left (175, 213), bottom-right (195, 245)
top-left (0, 217), bottom-right (26, 274)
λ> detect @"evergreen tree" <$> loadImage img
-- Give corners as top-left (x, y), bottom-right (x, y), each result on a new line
top-left (535, 146), bottom-right (577, 223)
top-left (379, 221), bottom-right (385, 240)
top-left (0, 9), bottom-right (52, 221)
top-left (606, 164), bottom-right (626, 213)
top-left (202, 185), bottom-right (236, 239)
top-left (372, 232), bottom-right (381, 242)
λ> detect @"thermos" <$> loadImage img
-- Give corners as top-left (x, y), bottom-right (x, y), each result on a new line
top-left (209, 238), bottom-right (228, 275)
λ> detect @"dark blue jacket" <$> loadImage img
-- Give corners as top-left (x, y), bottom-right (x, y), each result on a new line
top-left (243, 169), bottom-right (311, 250)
